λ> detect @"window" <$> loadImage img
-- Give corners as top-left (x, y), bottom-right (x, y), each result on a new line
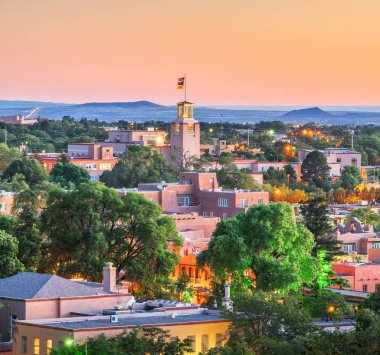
top-left (258, 198), bottom-right (263, 205)
top-left (203, 212), bottom-right (209, 217)
top-left (201, 334), bottom-right (209, 352)
top-left (218, 198), bottom-right (228, 207)
top-left (21, 336), bottom-right (27, 353)
top-left (351, 158), bottom-right (357, 165)
top-left (0, 203), bottom-right (6, 212)
top-left (46, 339), bottom-right (53, 355)
top-left (216, 333), bottom-right (224, 348)
top-left (182, 196), bottom-right (190, 206)
top-left (34, 338), bottom-right (40, 355)
top-left (344, 244), bottom-right (356, 254)
top-left (372, 243), bottom-right (380, 249)
top-left (337, 158), bottom-right (341, 163)
top-left (209, 212), bottom-right (214, 217)
top-left (187, 335), bottom-right (196, 352)
top-left (240, 199), bottom-right (248, 208)
top-left (363, 284), bottom-right (368, 292)
top-left (223, 213), bottom-right (227, 221)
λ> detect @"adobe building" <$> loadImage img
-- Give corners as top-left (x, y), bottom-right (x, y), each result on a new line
top-left (0, 191), bottom-right (15, 216)
top-left (118, 171), bottom-right (269, 220)
top-left (37, 143), bottom-right (117, 181)
top-left (0, 264), bottom-right (131, 344)
top-left (298, 148), bottom-right (362, 177)
top-left (332, 261), bottom-right (380, 293)
top-left (334, 217), bottom-right (380, 261)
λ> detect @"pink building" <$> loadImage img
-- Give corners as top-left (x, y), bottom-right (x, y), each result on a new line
top-left (0, 263), bottom-right (131, 343)
top-left (298, 148), bottom-right (362, 177)
top-left (118, 172), bottom-right (269, 220)
top-left (332, 261), bottom-right (380, 292)
top-left (334, 217), bottom-right (380, 261)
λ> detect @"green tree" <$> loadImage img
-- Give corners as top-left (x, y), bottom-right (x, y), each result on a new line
top-left (50, 162), bottom-right (90, 188)
top-left (198, 203), bottom-right (318, 293)
top-left (100, 146), bottom-right (179, 188)
top-left (301, 196), bottom-right (342, 260)
top-left (0, 230), bottom-right (24, 278)
top-left (263, 167), bottom-right (288, 186)
top-left (219, 292), bottom-right (315, 355)
top-left (0, 144), bottom-right (20, 173)
top-left (339, 165), bottom-right (363, 191)
top-left (301, 151), bottom-right (330, 187)
top-left (1, 156), bottom-right (48, 189)
top-left (51, 328), bottom-right (192, 355)
top-left (361, 284), bottom-right (380, 314)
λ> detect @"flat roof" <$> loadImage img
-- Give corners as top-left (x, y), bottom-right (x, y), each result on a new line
top-left (32, 312), bottom-right (225, 331)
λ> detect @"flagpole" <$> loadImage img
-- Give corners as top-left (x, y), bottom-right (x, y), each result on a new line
top-left (184, 74), bottom-right (187, 102)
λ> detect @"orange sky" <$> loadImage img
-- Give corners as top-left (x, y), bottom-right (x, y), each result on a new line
top-left (1, 0), bottom-right (380, 105)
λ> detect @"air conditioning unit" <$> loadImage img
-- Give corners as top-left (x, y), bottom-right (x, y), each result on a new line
top-left (110, 315), bottom-right (118, 323)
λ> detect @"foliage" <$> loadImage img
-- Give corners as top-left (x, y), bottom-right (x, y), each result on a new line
top-left (361, 284), bottom-right (380, 314)
top-left (198, 203), bottom-right (318, 293)
top-left (0, 144), bottom-right (21, 172)
top-left (301, 195), bottom-right (342, 260)
top-left (1, 156), bottom-right (48, 190)
top-left (301, 151), bottom-right (330, 188)
top-left (220, 292), bottom-right (315, 355)
top-left (0, 230), bottom-right (24, 278)
top-left (50, 162), bottom-right (90, 188)
top-left (266, 185), bottom-right (307, 203)
top-left (338, 165), bottom-right (363, 191)
top-left (100, 145), bottom-right (179, 188)
top-left (40, 183), bottom-right (181, 296)
top-left (51, 328), bottom-right (193, 355)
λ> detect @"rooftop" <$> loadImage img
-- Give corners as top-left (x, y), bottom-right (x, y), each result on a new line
top-left (34, 312), bottom-right (225, 331)
top-left (0, 272), bottom-right (103, 300)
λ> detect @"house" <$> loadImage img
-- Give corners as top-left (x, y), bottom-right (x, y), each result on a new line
top-left (0, 191), bottom-right (15, 215)
top-left (334, 217), bottom-right (380, 261)
top-left (332, 261), bottom-right (380, 293)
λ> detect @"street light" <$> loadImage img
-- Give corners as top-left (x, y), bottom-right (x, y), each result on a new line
top-left (64, 338), bottom-right (87, 355)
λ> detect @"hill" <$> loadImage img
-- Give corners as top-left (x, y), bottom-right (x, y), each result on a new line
top-left (282, 107), bottom-right (332, 119)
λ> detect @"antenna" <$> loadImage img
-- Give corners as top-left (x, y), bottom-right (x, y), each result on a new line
top-left (349, 130), bottom-right (354, 150)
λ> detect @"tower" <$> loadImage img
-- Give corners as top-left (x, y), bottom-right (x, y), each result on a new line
top-left (170, 101), bottom-right (200, 166)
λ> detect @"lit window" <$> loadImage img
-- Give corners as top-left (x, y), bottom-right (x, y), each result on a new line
top-left (201, 334), bottom-right (209, 352)
top-left (0, 203), bottom-right (6, 211)
top-left (218, 198), bottom-right (228, 207)
top-left (187, 335), bottom-right (196, 352)
top-left (46, 339), bottom-right (52, 355)
top-left (34, 338), bottom-right (40, 355)
top-left (21, 336), bottom-right (27, 353)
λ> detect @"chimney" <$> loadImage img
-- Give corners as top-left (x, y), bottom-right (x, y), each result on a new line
top-left (103, 262), bottom-right (117, 293)
top-left (222, 284), bottom-right (233, 310)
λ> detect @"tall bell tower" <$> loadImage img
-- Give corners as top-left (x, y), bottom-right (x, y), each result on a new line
top-left (170, 101), bottom-right (200, 165)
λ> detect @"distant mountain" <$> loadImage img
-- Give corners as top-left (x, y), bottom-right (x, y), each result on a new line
top-left (73, 101), bottom-right (166, 109)
top-left (0, 100), bottom-right (68, 109)
top-left (282, 107), bottom-right (332, 119)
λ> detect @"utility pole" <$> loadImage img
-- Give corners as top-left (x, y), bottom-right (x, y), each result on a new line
top-left (4, 126), bottom-right (7, 145)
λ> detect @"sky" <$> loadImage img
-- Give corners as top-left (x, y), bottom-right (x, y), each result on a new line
top-left (1, 0), bottom-right (380, 105)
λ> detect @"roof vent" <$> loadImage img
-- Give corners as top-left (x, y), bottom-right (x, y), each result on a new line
top-left (110, 315), bottom-right (118, 323)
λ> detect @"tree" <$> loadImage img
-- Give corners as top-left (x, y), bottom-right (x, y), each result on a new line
top-left (109, 193), bottom-right (182, 297)
top-left (0, 230), bottom-right (24, 278)
top-left (0, 144), bottom-right (20, 173)
top-left (263, 167), bottom-right (288, 186)
top-left (301, 196), bottom-right (342, 260)
top-left (1, 156), bottom-right (48, 189)
top-left (339, 165), bottom-right (363, 191)
top-left (50, 162), bottom-right (90, 188)
top-left (301, 151), bottom-right (330, 187)
top-left (51, 328), bottom-right (192, 355)
top-left (40, 183), bottom-right (182, 296)
top-left (198, 203), bottom-right (318, 293)
top-left (219, 292), bottom-right (315, 355)
top-left (361, 284), bottom-right (380, 314)
top-left (100, 146), bottom-right (179, 188)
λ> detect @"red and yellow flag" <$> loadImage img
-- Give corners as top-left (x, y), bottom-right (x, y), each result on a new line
top-left (177, 77), bottom-right (185, 89)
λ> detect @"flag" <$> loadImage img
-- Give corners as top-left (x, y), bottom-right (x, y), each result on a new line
top-left (177, 77), bottom-right (185, 89)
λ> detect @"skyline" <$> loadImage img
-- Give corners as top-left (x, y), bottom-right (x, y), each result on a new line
top-left (1, 0), bottom-right (380, 105)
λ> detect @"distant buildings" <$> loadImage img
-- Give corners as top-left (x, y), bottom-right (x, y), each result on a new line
top-left (0, 191), bottom-right (15, 215)
top-left (0, 115), bottom-right (39, 125)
